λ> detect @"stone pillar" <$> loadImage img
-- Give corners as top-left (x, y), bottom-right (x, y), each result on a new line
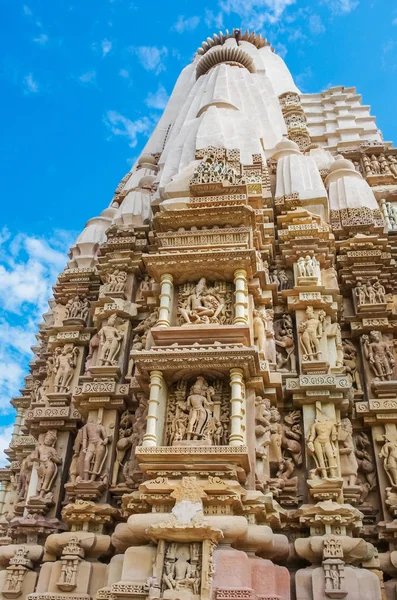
top-left (233, 269), bottom-right (248, 326)
top-left (157, 274), bottom-right (173, 328)
top-left (11, 407), bottom-right (24, 440)
top-left (229, 368), bottom-right (245, 446)
top-left (143, 370), bottom-right (164, 447)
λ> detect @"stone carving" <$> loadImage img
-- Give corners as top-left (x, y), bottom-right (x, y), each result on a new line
top-left (162, 542), bottom-right (202, 597)
top-left (342, 340), bottom-right (362, 392)
top-left (362, 331), bottom-right (395, 381)
top-left (271, 267), bottom-right (292, 291)
top-left (97, 313), bottom-right (124, 366)
top-left (84, 332), bottom-right (100, 374)
top-left (166, 378), bottom-right (224, 447)
top-left (322, 536), bottom-right (347, 598)
top-left (122, 394), bottom-right (148, 485)
top-left (338, 418), bottom-right (358, 487)
top-left (53, 345), bottom-right (79, 393)
top-left (307, 411), bottom-right (339, 479)
top-left (253, 308), bottom-right (276, 363)
top-left (57, 536), bottom-right (84, 592)
top-left (31, 430), bottom-right (62, 500)
top-left (354, 278), bottom-right (386, 306)
top-left (298, 306), bottom-right (326, 362)
top-left (104, 268), bottom-right (127, 293)
top-left (30, 379), bottom-right (45, 405)
top-left (378, 436), bottom-right (397, 487)
top-left (178, 279), bottom-right (232, 325)
top-left (297, 255), bottom-right (320, 282)
top-left (3, 546), bottom-right (32, 598)
top-left (254, 396), bottom-right (271, 485)
top-left (282, 410), bottom-right (303, 468)
top-left (133, 308), bottom-right (159, 347)
top-left (80, 418), bottom-right (111, 482)
top-left (354, 431), bottom-right (376, 496)
top-left (69, 429), bottom-right (83, 486)
top-left (111, 410), bottom-right (135, 486)
top-left (275, 314), bottom-right (296, 372)
top-left (326, 322), bottom-right (344, 368)
top-left (17, 453), bottom-right (34, 502)
top-left (64, 296), bottom-right (90, 323)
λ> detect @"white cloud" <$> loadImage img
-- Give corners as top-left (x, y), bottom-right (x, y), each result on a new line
top-left (119, 68), bottom-right (130, 78)
top-left (0, 426), bottom-right (14, 467)
top-left (23, 73), bottom-right (39, 94)
top-left (172, 15), bottom-right (200, 33)
top-left (131, 46), bottom-right (168, 75)
top-left (79, 71), bottom-right (96, 84)
top-left (323, 0), bottom-right (358, 15)
top-left (33, 33), bottom-right (48, 45)
top-left (23, 5), bottom-right (32, 16)
top-left (101, 38), bottom-right (112, 57)
top-left (205, 9), bottom-right (224, 29)
top-left (309, 14), bottom-right (325, 34)
top-left (145, 84), bottom-right (169, 110)
top-left (104, 111), bottom-right (153, 147)
top-left (220, 0), bottom-right (296, 27)
top-left (0, 228), bottom-right (72, 414)
top-left (393, 17), bottom-right (397, 25)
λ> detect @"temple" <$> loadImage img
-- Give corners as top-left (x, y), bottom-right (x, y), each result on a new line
top-left (3, 27), bottom-right (397, 600)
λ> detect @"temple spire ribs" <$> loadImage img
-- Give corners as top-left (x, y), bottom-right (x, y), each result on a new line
top-left (2, 26), bottom-right (397, 600)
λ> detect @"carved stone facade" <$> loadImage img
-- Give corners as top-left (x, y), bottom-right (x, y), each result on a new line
top-left (3, 26), bottom-right (397, 600)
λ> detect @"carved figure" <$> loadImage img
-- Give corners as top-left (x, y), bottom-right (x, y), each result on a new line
top-left (162, 543), bottom-right (201, 595)
top-left (355, 431), bottom-right (376, 492)
top-left (253, 310), bottom-right (266, 354)
top-left (298, 306), bottom-right (325, 361)
top-left (53, 345), bottom-right (79, 393)
top-left (370, 154), bottom-right (381, 174)
top-left (343, 339), bottom-right (362, 391)
top-left (32, 430), bottom-right (62, 499)
top-left (65, 296), bottom-right (90, 322)
top-left (362, 330), bottom-right (395, 381)
top-left (354, 281), bottom-right (366, 305)
top-left (264, 309), bottom-right (277, 364)
top-left (389, 155), bottom-right (397, 177)
top-left (373, 278), bottom-right (386, 303)
top-left (84, 332), bottom-right (100, 374)
top-left (276, 325), bottom-right (296, 372)
top-left (338, 418), bottom-right (358, 487)
top-left (379, 436), bottom-right (397, 487)
top-left (81, 418), bottom-right (110, 481)
top-left (282, 411), bottom-right (302, 466)
top-left (111, 410), bottom-right (135, 486)
top-left (69, 428), bottom-right (83, 485)
top-left (133, 308), bottom-right (159, 347)
top-left (106, 268), bottom-right (127, 293)
top-left (97, 313), bottom-right (123, 366)
top-left (186, 377), bottom-right (215, 441)
top-left (255, 396), bottom-right (271, 484)
top-left (178, 278), bottom-right (225, 325)
top-left (17, 453), bottom-right (34, 501)
top-left (123, 394), bottom-right (148, 484)
top-left (307, 412), bottom-right (339, 479)
top-left (269, 407), bottom-right (283, 471)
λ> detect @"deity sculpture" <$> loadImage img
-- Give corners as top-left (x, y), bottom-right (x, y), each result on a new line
top-left (264, 309), bottom-right (277, 364)
top-left (307, 411), bottom-right (339, 479)
top-left (275, 315), bottom-right (296, 372)
top-left (133, 308), bottom-right (159, 348)
top-left (32, 430), bottom-right (62, 499)
top-left (282, 411), bottom-right (303, 467)
top-left (53, 345), bottom-right (79, 393)
top-left (186, 376), bottom-right (215, 441)
top-left (378, 436), bottom-right (397, 487)
top-left (354, 281), bottom-right (366, 306)
top-left (338, 418), bottom-right (358, 487)
top-left (269, 407), bottom-right (283, 472)
top-left (69, 428), bottom-right (83, 486)
top-left (297, 255), bottom-right (320, 281)
top-left (84, 332), bottom-right (100, 374)
top-left (178, 278), bottom-right (226, 325)
top-left (362, 330), bottom-right (395, 381)
top-left (81, 418), bottom-right (111, 482)
top-left (298, 306), bottom-right (325, 361)
top-left (370, 154), bottom-right (381, 174)
top-left (122, 394), bottom-right (148, 484)
top-left (343, 339), bottom-right (362, 391)
top-left (162, 543), bottom-right (201, 595)
top-left (97, 313), bottom-right (124, 366)
top-left (389, 155), bottom-right (397, 177)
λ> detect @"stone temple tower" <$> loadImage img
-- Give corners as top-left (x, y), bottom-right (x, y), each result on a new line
top-left (3, 28), bottom-right (397, 600)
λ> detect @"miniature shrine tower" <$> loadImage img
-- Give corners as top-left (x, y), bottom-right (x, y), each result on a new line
top-left (2, 28), bottom-right (397, 600)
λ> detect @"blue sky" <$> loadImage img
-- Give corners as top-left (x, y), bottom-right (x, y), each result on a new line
top-left (0, 0), bottom-right (396, 459)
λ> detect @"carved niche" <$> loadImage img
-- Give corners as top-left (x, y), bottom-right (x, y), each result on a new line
top-left (161, 542), bottom-right (202, 599)
top-left (165, 377), bottom-right (228, 447)
top-left (177, 279), bottom-right (233, 326)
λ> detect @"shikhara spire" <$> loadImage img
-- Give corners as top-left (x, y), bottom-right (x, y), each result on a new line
top-left (2, 28), bottom-right (397, 600)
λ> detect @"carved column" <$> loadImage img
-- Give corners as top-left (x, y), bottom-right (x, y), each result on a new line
top-left (157, 273), bottom-right (173, 328)
top-left (229, 368), bottom-right (245, 446)
top-left (143, 370), bottom-right (164, 447)
top-left (233, 269), bottom-right (248, 326)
